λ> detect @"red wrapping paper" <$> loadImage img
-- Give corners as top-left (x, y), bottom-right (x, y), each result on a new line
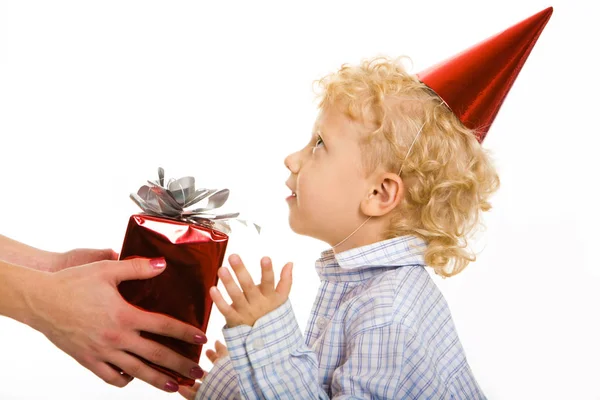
top-left (118, 214), bottom-right (228, 386)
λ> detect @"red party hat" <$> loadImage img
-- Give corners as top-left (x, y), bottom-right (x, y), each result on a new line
top-left (417, 7), bottom-right (553, 142)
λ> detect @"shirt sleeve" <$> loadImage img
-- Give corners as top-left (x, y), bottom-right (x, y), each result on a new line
top-left (222, 299), bottom-right (331, 399)
top-left (194, 355), bottom-right (241, 400)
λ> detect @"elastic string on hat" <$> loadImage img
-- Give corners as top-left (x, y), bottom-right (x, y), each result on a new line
top-left (332, 121), bottom-right (425, 250)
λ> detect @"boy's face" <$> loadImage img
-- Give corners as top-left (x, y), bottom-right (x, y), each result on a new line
top-left (284, 107), bottom-right (371, 246)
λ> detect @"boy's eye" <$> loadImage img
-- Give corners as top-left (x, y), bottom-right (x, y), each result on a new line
top-left (311, 134), bottom-right (325, 155)
top-left (313, 135), bottom-right (325, 154)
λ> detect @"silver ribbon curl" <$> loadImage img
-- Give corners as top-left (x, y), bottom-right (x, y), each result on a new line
top-left (130, 167), bottom-right (260, 235)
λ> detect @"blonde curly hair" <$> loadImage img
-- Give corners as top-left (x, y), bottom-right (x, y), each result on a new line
top-left (315, 56), bottom-right (500, 277)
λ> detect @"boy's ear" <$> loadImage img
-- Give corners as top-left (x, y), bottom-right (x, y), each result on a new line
top-left (360, 173), bottom-right (404, 217)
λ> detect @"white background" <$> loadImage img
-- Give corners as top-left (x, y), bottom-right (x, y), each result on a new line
top-left (0, 0), bottom-right (598, 399)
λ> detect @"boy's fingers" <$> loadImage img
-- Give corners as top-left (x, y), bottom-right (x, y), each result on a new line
top-left (218, 267), bottom-right (247, 307)
top-left (178, 382), bottom-right (200, 400)
top-left (210, 286), bottom-right (239, 323)
top-left (259, 257), bottom-right (275, 293)
top-left (206, 349), bottom-right (217, 363)
top-left (275, 262), bottom-right (293, 297)
top-left (215, 340), bottom-right (228, 355)
top-left (228, 254), bottom-right (260, 300)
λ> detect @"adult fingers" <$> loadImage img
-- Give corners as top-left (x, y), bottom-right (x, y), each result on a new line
top-left (108, 352), bottom-right (180, 393)
top-left (134, 309), bottom-right (207, 345)
top-left (123, 334), bottom-right (204, 380)
top-left (93, 362), bottom-right (134, 388)
top-left (109, 257), bottom-right (168, 284)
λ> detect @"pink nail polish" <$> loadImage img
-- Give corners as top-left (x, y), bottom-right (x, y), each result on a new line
top-left (149, 257), bottom-right (166, 269)
top-left (164, 381), bottom-right (179, 392)
top-left (190, 366), bottom-right (204, 379)
top-left (194, 334), bottom-right (208, 344)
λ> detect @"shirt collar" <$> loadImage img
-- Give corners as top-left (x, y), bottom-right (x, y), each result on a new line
top-left (315, 235), bottom-right (427, 282)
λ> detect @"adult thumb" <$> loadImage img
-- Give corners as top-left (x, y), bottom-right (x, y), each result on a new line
top-left (111, 257), bottom-right (167, 284)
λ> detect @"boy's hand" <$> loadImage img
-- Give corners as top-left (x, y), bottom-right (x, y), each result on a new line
top-left (177, 340), bottom-right (228, 400)
top-left (206, 340), bottom-right (229, 364)
top-left (210, 254), bottom-right (293, 328)
top-left (178, 382), bottom-right (200, 400)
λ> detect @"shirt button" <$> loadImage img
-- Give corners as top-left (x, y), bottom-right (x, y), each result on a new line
top-left (317, 317), bottom-right (328, 330)
top-left (252, 338), bottom-right (264, 350)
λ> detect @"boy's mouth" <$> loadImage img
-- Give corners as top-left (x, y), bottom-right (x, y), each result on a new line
top-left (286, 191), bottom-right (297, 201)
top-left (285, 183), bottom-right (297, 201)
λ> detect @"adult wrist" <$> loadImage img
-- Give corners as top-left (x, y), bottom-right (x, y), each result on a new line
top-left (0, 262), bottom-right (51, 329)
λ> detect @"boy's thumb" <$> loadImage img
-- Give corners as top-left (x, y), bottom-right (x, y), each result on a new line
top-left (112, 257), bottom-right (167, 284)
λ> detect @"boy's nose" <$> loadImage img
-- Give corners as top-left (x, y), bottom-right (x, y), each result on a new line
top-left (284, 151), bottom-right (301, 174)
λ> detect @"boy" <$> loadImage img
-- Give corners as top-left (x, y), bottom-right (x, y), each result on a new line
top-left (182, 7), bottom-right (552, 399)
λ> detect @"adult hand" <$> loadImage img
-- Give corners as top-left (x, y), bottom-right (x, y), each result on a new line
top-left (0, 235), bottom-right (117, 273)
top-left (52, 248), bottom-right (119, 272)
top-left (26, 257), bottom-right (207, 393)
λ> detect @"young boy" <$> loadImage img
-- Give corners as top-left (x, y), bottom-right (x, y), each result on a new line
top-left (181, 7), bottom-right (552, 399)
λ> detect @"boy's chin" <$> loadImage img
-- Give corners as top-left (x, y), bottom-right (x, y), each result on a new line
top-left (288, 216), bottom-right (316, 237)
top-left (288, 219), bottom-right (330, 244)
top-left (288, 218), bottom-right (304, 235)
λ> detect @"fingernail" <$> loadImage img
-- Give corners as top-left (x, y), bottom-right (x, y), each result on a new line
top-left (194, 334), bottom-right (208, 344)
top-left (149, 257), bottom-right (166, 269)
top-left (190, 366), bottom-right (204, 379)
top-left (230, 254), bottom-right (240, 263)
top-left (164, 381), bottom-right (179, 392)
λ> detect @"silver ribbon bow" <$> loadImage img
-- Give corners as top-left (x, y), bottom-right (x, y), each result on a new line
top-left (130, 167), bottom-right (260, 235)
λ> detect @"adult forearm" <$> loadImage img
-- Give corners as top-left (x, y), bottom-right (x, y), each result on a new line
top-left (0, 260), bottom-right (45, 326)
top-left (0, 234), bottom-right (59, 272)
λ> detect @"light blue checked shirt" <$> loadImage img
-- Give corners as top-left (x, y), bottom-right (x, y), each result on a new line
top-left (195, 235), bottom-right (485, 399)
